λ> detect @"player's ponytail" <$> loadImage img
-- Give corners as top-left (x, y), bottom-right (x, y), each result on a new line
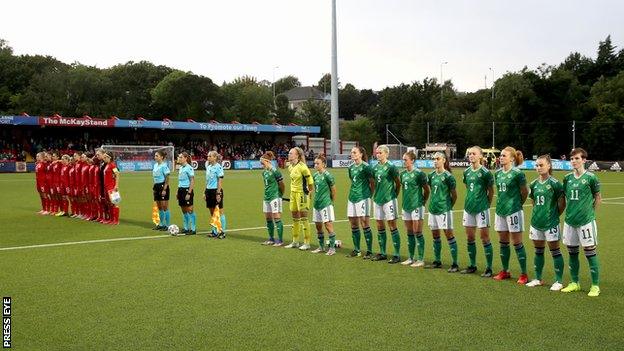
top-left (404, 150), bottom-right (416, 161)
top-left (261, 151), bottom-right (275, 160)
top-left (356, 146), bottom-right (368, 162)
top-left (537, 154), bottom-right (553, 175)
top-left (503, 146), bottom-right (524, 166)
top-left (315, 153), bottom-right (327, 165)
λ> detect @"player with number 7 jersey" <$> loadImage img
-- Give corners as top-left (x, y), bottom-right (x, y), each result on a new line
top-left (427, 152), bottom-right (458, 271)
top-left (561, 148), bottom-right (602, 297)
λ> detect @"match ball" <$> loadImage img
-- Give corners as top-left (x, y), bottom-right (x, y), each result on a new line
top-left (168, 224), bottom-right (180, 236)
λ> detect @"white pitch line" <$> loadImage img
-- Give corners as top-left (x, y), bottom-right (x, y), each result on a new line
top-left (3, 197), bottom-right (623, 252)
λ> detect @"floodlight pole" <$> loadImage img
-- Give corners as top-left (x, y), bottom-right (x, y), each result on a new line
top-left (572, 120), bottom-right (576, 149)
top-left (330, 0), bottom-right (340, 159)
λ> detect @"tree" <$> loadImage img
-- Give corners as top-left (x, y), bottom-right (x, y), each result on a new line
top-left (298, 99), bottom-right (330, 138)
top-left (151, 71), bottom-right (220, 121)
top-left (274, 94), bottom-right (295, 124)
top-left (316, 73), bottom-right (341, 94)
top-left (338, 83), bottom-right (360, 120)
top-left (104, 61), bottom-right (173, 117)
top-left (340, 117), bottom-right (378, 154)
top-left (273, 75), bottom-right (301, 95)
top-left (221, 76), bottom-right (273, 123)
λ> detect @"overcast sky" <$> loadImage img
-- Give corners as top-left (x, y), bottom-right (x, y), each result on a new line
top-left (2, 0), bottom-right (623, 92)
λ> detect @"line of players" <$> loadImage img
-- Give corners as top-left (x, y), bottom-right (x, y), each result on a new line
top-left (259, 145), bottom-right (602, 297)
top-left (34, 149), bottom-right (120, 225)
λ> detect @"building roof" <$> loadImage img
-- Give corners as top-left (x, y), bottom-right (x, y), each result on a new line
top-left (282, 86), bottom-right (330, 102)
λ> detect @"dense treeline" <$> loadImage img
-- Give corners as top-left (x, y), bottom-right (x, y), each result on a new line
top-left (1, 36), bottom-right (623, 159)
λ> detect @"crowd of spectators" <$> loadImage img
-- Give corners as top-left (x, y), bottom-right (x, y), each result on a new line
top-left (0, 136), bottom-right (316, 164)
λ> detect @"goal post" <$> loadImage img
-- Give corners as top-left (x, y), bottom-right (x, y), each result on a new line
top-left (100, 145), bottom-right (175, 172)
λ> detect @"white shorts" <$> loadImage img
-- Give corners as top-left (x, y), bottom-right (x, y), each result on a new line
top-left (402, 206), bottom-right (425, 221)
top-left (529, 225), bottom-right (561, 242)
top-left (495, 210), bottom-right (524, 233)
top-left (347, 199), bottom-right (371, 218)
top-left (262, 198), bottom-right (282, 214)
top-left (563, 221), bottom-right (598, 247)
top-left (463, 210), bottom-right (490, 228)
top-left (428, 211), bottom-right (453, 230)
top-left (374, 199), bottom-right (399, 221)
top-left (313, 205), bottom-right (335, 223)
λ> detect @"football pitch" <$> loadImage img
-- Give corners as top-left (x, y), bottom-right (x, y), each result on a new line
top-left (1, 169), bottom-right (623, 350)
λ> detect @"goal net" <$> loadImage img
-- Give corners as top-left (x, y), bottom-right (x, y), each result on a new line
top-left (101, 145), bottom-right (175, 172)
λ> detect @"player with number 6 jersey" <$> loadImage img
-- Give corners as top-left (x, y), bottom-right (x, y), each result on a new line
top-left (400, 150), bottom-right (429, 267)
top-left (346, 146), bottom-right (375, 259)
top-left (561, 148), bottom-right (602, 297)
top-left (526, 155), bottom-right (566, 291)
top-left (371, 145), bottom-right (402, 263)
top-left (461, 146), bottom-right (495, 276)
top-left (493, 146), bottom-right (529, 284)
top-left (426, 152), bottom-right (458, 271)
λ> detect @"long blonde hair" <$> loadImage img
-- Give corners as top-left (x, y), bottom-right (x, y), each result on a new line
top-left (291, 147), bottom-right (305, 163)
top-left (502, 146), bottom-right (524, 166)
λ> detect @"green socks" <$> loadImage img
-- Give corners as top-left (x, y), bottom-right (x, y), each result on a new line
top-left (276, 220), bottom-right (284, 241)
top-left (363, 227), bottom-right (373, 252)
top-left (500, 241), bottom-right (510, 271)
top-left (467, 240), bottom-right (477, 267)
top-left (534, 246), bottom-right (545, 280)
top-left (318, 233), bottom-right (325, 250)
top-left (483, 242), bottom-right (493, 270)
top-left (448, 236), bottom-right (458, 265)
top-left (407, 232), bottom-right (416, 260)
top-left (266, 220), bottom-right (275, 240)
top-left (585, 247), bottom-right (600, 286)
top-left (351, 227), bottom-right (361, 252)
top-left (391, 228), bottom-right (400, 258)
top-left (378, 229), bottom-right (387, 255)
top-left (567, 246), bottom-right (580, 283)
top-left (329, 233), bottom-right (336, 248)
top-left (514, 243), bottom-right (527, 274)
top-left (416, 233), bottom-right (425, 261)
top-left (433, 237), bottom-right (442, 262)
top-left (551, 248), bottom-right (564, 283)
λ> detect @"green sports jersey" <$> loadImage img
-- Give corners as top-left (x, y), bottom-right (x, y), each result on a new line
top-left (400, 168), bottom-right (427, 211)
top-left (348, 162), bottom-right (374, 202)
top-left (428, 170), bottom-right (456, 215)
top-left (529, 177), bottom-right (563, 231)
top-left (495, 167), bottom-right (527, 216)
top-left (373, 161), bottom-right (399, 205)
top-left (313, 170), bottom-right (335, 210)
top-left (563, 171), bottom-right (600, 227)
top-left (463, 166), bottom-right (494, 214)
top-left (262, 167), bottom-right (283, 201)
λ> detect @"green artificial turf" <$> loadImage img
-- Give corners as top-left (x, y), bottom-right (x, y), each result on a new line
top-left (1, 169), bottom-right (623, 350)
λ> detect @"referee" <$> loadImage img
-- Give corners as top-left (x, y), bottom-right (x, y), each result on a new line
top-left (204, 151), bottom-right (227, 238)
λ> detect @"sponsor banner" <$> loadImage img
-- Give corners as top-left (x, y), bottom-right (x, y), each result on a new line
top-left (0, 162), bottom-right (36, 173)
top-left (116, 161), bottom-right (155, 172)
top-left (38, 116), bottom-right (115, 127)
top-left (0, 115), bottom-right (39, 126)
top-left (233, 160), bottom-right (277, 170)
top-left (586, 161), bottom-right (622, 172)
top-left (116, 119), bottom-right (320, 134)
top-left (331, 159), bottom-right (355, 168)
top-left (449, 160), bottom-right (470, 168)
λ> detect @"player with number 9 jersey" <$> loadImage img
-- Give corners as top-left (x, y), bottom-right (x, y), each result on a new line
top-left (461, 146), bottom-right (495, 276)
